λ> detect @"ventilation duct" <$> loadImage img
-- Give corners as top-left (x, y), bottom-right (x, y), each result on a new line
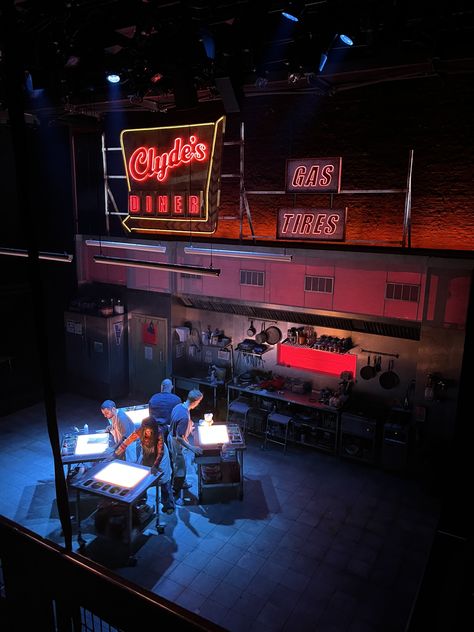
top-left (177, 295), bottom-right (421, 341)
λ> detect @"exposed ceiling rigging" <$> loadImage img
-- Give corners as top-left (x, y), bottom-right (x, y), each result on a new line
top-left (2, 0), bottom-right (473, 116)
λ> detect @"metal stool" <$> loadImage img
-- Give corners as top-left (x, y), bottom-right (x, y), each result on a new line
top-left (264, 412), bottom-right (292, 454)
top-left (227, 399), bottom-right (252, 434)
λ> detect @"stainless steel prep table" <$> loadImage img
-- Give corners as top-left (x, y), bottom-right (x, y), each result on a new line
top-left (194, 423), bottom-right (246, 502)
top-left (226, 384), bottom-right (342, 453)
top-left (60, 431), bottom-right (115, 478)
top-left (71, 460), bottom-right (163, 563)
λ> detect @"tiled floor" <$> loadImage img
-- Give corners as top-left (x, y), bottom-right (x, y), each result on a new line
top-left (0, 393), bottom-right (441, 632)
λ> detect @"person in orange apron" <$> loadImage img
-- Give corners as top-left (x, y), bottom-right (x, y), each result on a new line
top-left (114, 417), bottom-right (175, 514)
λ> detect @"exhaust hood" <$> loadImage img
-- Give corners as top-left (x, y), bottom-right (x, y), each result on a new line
top-left (177, 295), bottom-right (421, 341)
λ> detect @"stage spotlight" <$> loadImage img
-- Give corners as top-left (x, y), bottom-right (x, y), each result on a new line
top-left (339, 34), bottom-right (354, 46)
top-left (282, 1), bottom-right (304, 22)
top-left (319, 33), bottom-right (354, 72)
top-left (106, 73), bottom-right (121, 84)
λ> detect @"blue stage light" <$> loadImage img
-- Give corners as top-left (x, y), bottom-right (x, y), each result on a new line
top-left (282, 11), bottom-right (299, 22)
top-left (339, 34), bottom-right (354, 46)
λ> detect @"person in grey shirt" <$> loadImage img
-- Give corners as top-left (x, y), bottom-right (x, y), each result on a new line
top-left (100, 400), bottom-right (138, 462)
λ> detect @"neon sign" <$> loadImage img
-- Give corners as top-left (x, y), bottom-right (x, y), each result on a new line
top-left (286, 157), bottom-right (342, 193)
top-left (120, 117), bottom-right (225, 235)
top-left (277, 208), bottom-right (346, 241)
top-left (128, 136), bottom-right (208, 183)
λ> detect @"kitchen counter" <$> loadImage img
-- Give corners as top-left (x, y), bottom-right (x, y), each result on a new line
top-left (226, 383), bottom-right (344, 454)
top-left (227, 383), bottom-right (340, 413)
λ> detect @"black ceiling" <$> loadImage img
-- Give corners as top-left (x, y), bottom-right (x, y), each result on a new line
top-left (2, 1), bottom-right (474, 114)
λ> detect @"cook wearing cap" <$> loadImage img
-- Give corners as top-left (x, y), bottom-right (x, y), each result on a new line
top-left (100, 400), bottom-right (138, 462)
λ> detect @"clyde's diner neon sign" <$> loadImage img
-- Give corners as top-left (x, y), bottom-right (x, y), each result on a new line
top-left (120, 117), bottom-right (225, 235)
top-left (128, 135), bottom-right (208, 183)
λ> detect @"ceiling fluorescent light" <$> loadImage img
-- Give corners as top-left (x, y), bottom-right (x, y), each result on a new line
top-left (85, 240), bottom-right (166, 253)
top-left (93, 255), bottom-right (220, 277)
top-left (183, 246), bottom-right (292, 262)
top-left (0, 247), bottom-right (73, 263)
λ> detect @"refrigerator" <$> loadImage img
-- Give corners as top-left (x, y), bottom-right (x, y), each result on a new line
top-left (64, 311), bottom-right (129, 399)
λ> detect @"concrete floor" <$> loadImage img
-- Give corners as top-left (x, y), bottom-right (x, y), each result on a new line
top-left (0, 393), bottom-right (441, 632)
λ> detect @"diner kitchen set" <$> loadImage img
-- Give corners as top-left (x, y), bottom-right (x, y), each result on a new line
top-left (66, 238), bottom-right (470, 479)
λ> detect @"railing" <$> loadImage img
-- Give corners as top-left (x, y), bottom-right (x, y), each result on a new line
top-left (0, 516), bottom-right (224, 632)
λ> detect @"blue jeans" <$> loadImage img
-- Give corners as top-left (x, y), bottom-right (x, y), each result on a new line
top-left (159, 479), bottom-right (174, 511)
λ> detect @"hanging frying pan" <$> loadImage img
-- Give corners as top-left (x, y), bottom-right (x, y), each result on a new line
top-left (379, 359), bottom-right (400, 389)
top-left (264, 325), bottom-right (282, 345)
top-left (255, 323), bottom-right (268, 344)
top-left (360, 356), bottom-right (376, 380)
top-left (247, 320), bottom-right (256, 337)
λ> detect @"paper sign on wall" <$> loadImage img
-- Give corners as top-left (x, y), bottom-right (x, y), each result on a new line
top-left (114, 322), bottom-right (123, 346)
top-left (142, 321), bottom-right (157, 345)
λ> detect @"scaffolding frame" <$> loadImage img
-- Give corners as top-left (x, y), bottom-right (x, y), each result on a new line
top-left (100, 128), bottom-right (414, 247)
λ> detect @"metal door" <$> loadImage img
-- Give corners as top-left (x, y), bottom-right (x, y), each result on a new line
top-left (129, 314), bottom-right (168, 400)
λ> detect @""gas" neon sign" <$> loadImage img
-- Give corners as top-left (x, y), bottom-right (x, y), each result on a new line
top-left (286, 157), bottom-right (341, 193)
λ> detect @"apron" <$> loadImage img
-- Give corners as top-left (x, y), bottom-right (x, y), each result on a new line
top-left (168, 433), bottom-right (186, 478)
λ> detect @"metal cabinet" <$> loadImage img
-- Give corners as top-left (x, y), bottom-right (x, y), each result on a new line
top-left (64, 311), bottom-right (128, 398)
top-left (340, 412), bottom-right (379, 464)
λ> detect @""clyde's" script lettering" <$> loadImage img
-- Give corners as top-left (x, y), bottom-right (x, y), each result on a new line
top-left (128, 135), bottom-right (208, 183)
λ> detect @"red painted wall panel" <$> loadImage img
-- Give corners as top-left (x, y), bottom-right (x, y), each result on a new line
top-left (269, 263), bottom-right (305, 306)
top-left (386, 271), bottom-right (423, 284)
top-left (383, 300), bottom-right (419, 320)
top-left (86, 247), bottom-right (126, 285)
top-left (444, 275), bottom-right (470, 325)
top-left (333, 267), bottom-right (387, 316)
top-left (201, 259), bottom-right (242, 298)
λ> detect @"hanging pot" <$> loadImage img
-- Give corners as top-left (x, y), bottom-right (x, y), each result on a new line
top-left (360, 356), bottom-right (376, 380)
top-left (255, 323), bottom-right (268, 344)
top-left (265, 325), bottom-right (282, 345)
top-left (247, 320), bottom-right (256, 337)
top-left (379, 359), bottom-right (400, 389)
